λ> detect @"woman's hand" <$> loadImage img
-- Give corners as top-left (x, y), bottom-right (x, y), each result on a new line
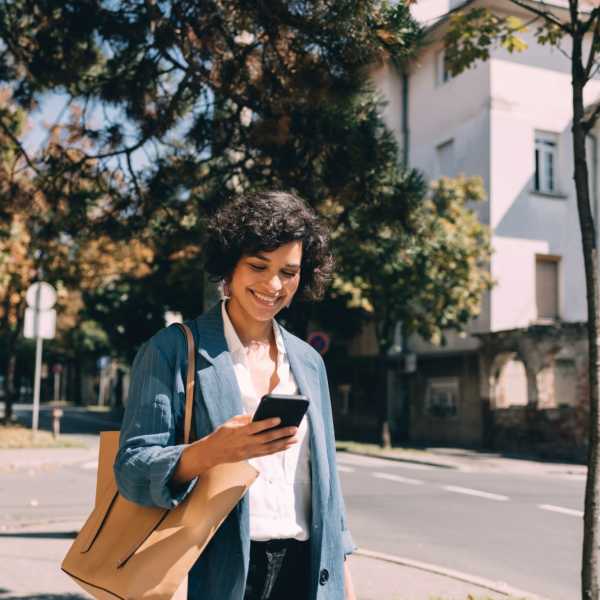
top-left (170, 415), bottom-right (297, 487)
top-left (205, 414), bottom-right (299, 464)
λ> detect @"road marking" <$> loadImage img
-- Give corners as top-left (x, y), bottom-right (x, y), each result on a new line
top-left (539, 504), bottom-right (583, 517)
top-left (443, 485), bottom-right (508, 501)
top-left (337, 465), bottom-right (355, 473)
top-left (81, 461), bottom-right (99, 470)
top-left (372, 472), bottom-right (424, 485)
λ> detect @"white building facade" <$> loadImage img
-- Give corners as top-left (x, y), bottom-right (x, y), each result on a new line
top-left (369, 0), bottom-right (597, 454)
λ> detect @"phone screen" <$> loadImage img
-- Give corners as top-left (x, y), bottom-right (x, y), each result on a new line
top-left (252, 394), bottom-right (310, 430)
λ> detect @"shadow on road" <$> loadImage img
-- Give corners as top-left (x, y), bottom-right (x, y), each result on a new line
top-left (0, 531), bottom-right (78, 540)
top-left (12, 406), bottom-right (123, 437)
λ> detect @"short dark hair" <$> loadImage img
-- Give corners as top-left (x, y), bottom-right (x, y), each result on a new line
top-left (202, 191), bottom-right (334, 301)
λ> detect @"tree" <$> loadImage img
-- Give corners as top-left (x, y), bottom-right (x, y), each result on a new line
top-left (443, 2), bottom-right (600, 597)
top-left (0, 90), bottom-right (153, 419)
top-left (0, 2), bottom-right (492, 426)
top-left (0, 1), bottom-right (490, 335)
top-left (0, 0), bottom-right (424, 225)
top-left (331, 171), bottom-right (492, 354)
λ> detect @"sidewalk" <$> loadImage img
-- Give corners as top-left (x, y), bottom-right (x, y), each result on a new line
top-left (0, 520), bottom-right (545, 600)
top-left (336, 442), bottom-right (587, 478)
top-left (1, 431), bottom-right (586, 479)
top-left (3, 404), bottom-right (586, 478)
top-left (0, 419), bottom-right (560, 599)
top-left (0, 433), bottom-right (99, 473)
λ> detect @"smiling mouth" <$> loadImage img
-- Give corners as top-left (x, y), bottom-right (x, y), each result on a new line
top-left (249, 289), bottom-right (282, 307)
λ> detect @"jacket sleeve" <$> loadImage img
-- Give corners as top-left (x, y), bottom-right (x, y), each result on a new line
top-left (317, 354), bottom-right (358, 558)
top-left (113, 335), bottom-right (199, 509)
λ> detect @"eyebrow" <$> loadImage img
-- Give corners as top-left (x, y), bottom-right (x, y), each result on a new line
top-left (251, 253), bottom-right (301, 269)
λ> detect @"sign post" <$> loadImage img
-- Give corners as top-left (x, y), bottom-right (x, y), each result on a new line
top-left (24, 282), bottom-right (57, 439)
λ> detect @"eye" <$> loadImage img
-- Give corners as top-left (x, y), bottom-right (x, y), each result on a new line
top-left (249, 264), bottom-right (266, 271)
top-left (282, 271), bottom-right (297, 278)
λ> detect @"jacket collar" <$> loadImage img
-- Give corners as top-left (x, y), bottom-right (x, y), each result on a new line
top-left (192, 299), bottom-right (330, 506)
top-left (195, 300), bottom-right (295, 367)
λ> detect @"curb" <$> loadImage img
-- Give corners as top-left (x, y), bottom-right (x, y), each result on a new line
top-left (336, 447), bottom-right (587, 477)
top-left (355, 548), bottom-right (550, 600)
top-left (336, 447), bottom-right (461, 471)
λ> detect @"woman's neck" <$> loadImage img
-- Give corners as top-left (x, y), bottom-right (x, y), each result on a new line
top-left (224, 299), bottom-right (275, 346)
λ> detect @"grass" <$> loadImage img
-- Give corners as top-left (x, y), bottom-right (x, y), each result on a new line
top-left (0, 423), bottom-right (87, 449)
top-left (336, 440), bottom-right (428, 456)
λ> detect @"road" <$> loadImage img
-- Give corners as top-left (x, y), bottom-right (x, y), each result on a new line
top-left (1, 405), bottom-right (585, 600)
top-left (337, 452), bottom-right (583, 600)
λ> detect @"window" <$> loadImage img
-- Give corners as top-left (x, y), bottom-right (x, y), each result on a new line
top-left (436, 49), bottom-right (452, 85)
top-left (436, 139), bottom-right (455, 177)
top-left (535, 255), bottom-right (560, 320)
top-left (426, 377), bottom-right (459, 418)
top-left (534, 132), bottom-right (558, 194)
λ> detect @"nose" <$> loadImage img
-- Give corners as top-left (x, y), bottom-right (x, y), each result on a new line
top-left (266, 273), bottom-right (283, 293)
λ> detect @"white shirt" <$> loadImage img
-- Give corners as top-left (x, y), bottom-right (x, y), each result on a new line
top-left (221, 300), bottom-right (312, 541)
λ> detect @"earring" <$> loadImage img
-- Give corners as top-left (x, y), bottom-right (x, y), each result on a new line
top-left (220, 280), bottom-right (231, 299)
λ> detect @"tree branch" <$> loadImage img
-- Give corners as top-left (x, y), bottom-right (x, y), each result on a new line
top-left (582, 7), bottom-right (600, 33)
top-left (508, 0), bottom-right (571, 33)
top-left (584, 15), bottom-right (600, 81)
top-left (0, 118), bottom-right (40, 175)
top-left (583, 102), bottom-right (600, 133)
top-left (126, 149), bottom-right (143, 202)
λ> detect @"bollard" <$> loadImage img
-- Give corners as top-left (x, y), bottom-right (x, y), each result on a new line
top-left (52, 407), bottom-right (63, 439)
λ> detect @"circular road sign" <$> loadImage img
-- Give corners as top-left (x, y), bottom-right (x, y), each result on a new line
top-left (26, 282), bottom-right (57, 311)
top-left (307, 331), bottom-right (330, 355)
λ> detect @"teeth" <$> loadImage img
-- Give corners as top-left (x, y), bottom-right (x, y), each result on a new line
top-left (252, 290), bottom-right (279, 304)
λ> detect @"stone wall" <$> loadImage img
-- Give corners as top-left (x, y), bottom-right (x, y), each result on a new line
top-left (491, 405), bottom-right (586, 462)
top-left (477, 322), bottom-right (589, 462)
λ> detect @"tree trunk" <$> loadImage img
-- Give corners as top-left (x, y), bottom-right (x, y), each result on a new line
top-left (2, 354), bottom-right (16, 424)
top-left (571, 31), bottom-right (600, 600)
top-left (2, 318), bottom-right (23, 425)
top-left (376, 311), bottom-right (393, 448)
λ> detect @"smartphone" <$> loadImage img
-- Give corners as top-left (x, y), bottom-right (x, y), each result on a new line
top-left (252, 394), bottom-right (310, 431)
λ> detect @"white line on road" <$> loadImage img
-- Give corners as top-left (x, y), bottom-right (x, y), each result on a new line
top-left (336, 453), bottom-right (435, 470)
top-left (372, 472), bottom-right (424, 485)
top-left (539, 504), bottom-right (583, 517)
top-left (337, 465), bottom-right (355, 473)
top-left (443, 485), bottom-right (509, 501)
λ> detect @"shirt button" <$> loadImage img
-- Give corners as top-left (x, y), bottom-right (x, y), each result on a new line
top-left (319, 569), bottom-right (329, 585)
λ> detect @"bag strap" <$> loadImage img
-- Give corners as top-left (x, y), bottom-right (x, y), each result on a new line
top-left (173, 323), bottom-right (196, 445)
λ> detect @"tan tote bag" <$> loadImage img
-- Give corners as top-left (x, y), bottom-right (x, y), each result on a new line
top-left (61, 323), bottom-right (259, 600)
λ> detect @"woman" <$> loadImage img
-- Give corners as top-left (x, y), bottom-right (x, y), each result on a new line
top-left (114, 191), bottom-right (357, 600)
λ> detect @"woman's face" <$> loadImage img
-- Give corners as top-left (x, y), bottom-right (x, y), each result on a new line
top-left (227, 240), bottom-right (302, 321)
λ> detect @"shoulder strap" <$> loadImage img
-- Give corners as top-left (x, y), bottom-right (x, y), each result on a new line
top-left (173, 323), bottom-right (196, 445)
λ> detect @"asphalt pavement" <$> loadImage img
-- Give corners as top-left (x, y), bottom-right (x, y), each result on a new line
top-left (0, 403), bottom-right (570, 599)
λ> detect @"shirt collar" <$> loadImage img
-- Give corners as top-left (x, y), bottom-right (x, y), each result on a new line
top-left (221, 299), bottom-right (286, 358)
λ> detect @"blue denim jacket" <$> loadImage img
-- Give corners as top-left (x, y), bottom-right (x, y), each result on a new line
top-left (113, 300), bottom-right (356, 599)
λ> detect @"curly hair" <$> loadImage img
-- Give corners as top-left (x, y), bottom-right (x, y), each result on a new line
top-left (202, 191), bottom-right (334, 301)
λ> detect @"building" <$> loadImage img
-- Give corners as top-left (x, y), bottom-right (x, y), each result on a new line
top-left (360, 0), bottom-right (599, 457)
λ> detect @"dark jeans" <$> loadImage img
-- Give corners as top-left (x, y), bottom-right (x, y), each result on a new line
top-left (243, 539), bottom-right (311, 600)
